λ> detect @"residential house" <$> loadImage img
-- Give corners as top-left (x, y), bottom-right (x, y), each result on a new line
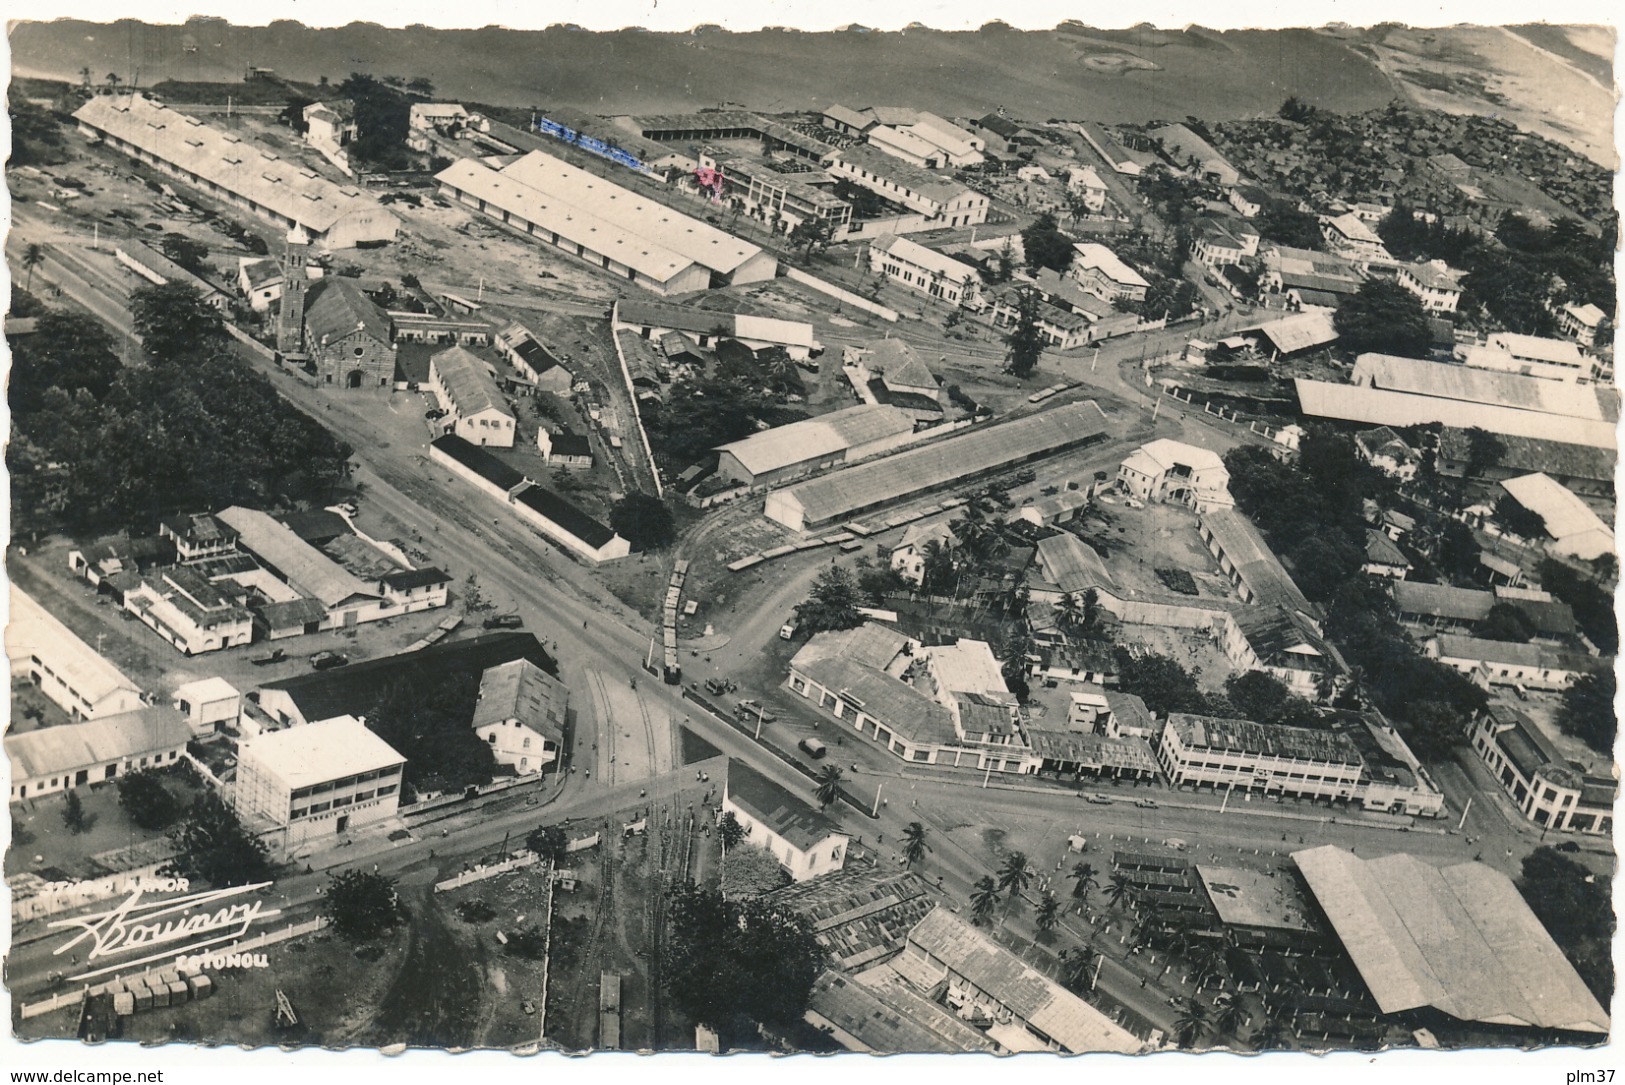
top-left (867, 124), bottom-right (946, 169)
top-left (7, 707), bottom-right (192, 801)
top-left (1352, 427), bottom-right (1420, 481)
top-left (1435, 427), bottom-right (1613, 498)
top-left (889, 520), bottom-right (955, 587)
top-left (1396, 260), bottom-right (1464, 314)
top-left (1074, 121), bottom-right (1143, 176)
top-left (1228, 184), bottom-right (1270, 218)
top-left (1017, 490), bottom-right (1090, 528)
top-left (1068, 242), bottom-right (1148, 304)
top-left (537, 428), bottom-right (594, 470)
top-left (1390, 581), bottom-right (1576, 642)
top-left (868, 235), bottom-right (982, 307)
top-left (844, 338), bottom-right (944, 419)
top-left (1485, 332), bottom-right (1590, 380)
top-left (1066, 166), bottom-right (1108, 212)
top-left (303, 99), bottom-right (358, 148)
top-left (1219, 606), bottom-right (1337, 699)
top-left (1362, 529), bottom-right (1412, 579)
top-left (1556, 302), bottom-right (1607, 349)
top-left (429, 346), bottom-right (516, 448)
top-left (723, 760), bottom-right (849, 882)
top-left (822, 105), bottom-right (877, 138)
top-left (1116, 439), bottom-right (1233, 509)
top-left (494, 323), bottom-right (574, 393)
top-left (116, 240), bottom-right (227, 309)
top-left (1320, 212), bottom-right (1388, 257)
top-left (471, 659), bottom-right (567, 774)
top-left (972, 113), bottom-right (1043, 154)
top-left (1193, 221), bottom-right (1261, 273)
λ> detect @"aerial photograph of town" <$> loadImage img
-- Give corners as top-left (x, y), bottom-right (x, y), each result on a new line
top-left (2, 0), bottom-right (1617, 1075)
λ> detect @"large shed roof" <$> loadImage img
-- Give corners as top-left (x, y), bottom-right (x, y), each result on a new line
top-left (904, 906), bottom-right (1145, 1053)
top-left (74, 95), bottom-right (394, 235)
top-left (6, 707), bottom-right (192, 783)
top-left (1499, 473), bottom-right (1612, 544)
top-left (1296, 379), bottom-right (1618, 450)
top-left (6, 588), bottom-right (144, 709)
top-left (775, 401), bottom-right (1108, 527)
top-left (715, 405), bottom-right (916, 477)
top-left (216, 506), bottom-right (375, 608)
top-left (1353, 354), bottom-right (1614, 421)
top-left (1293, 846), bottom-right (1609, 1032)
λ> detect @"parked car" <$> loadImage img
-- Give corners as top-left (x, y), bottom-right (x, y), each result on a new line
top-left (310, 650), bottom-right (348, 671)
top-left (424, 407), bottom-right (448, 420)
top-left (483, 613), bottom-right (524, 629)
top-left (1135, 798), bottom-right (1159, 809)
top-left (703, 677), bottom-right (736, 696)
top-left (798, 737), bottom-right (828, 759)
top-left (1084, 794), bottom-right (1113, 805)
top-left (1554, 841), bottom-right (1582, 853)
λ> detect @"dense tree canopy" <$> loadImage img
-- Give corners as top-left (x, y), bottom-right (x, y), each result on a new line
top-left (367, 667), bottom-right (495, 797)
top-left (1021, 213), bottom-right (1074, 273)
top-left (1537, 558), bottom-right (1618, 655)
top-left (8, 294), bottom-right (353, 537)
top-left (164, 792), bottom-right (274, 887)
top-left (1333, 279), bottom-right (1433, 358)
top-left (643, 371), bottom-right (787, 470)
top-left (610, 493), bottom-right (676, 551)
top-left (1114, 650), bottom-right (1216, 717)
top-left (324, 870), bottom-right (404, 941)
top-left (1253, 199), bottom-right (1322, 250)
top-left (663, 884), bottom-right (824, 1044)
top-left (1518, 847), bottom-right (1614, 1001)
top-left (337, 73), bottom-right (415, 170)
top-left (116, 770), bottom-right (182, 830)
top-left (1558, 670), bottom-right (1615, 756)
top-left (1004, 286), bottom-right (1045, 379)
top-left (793, 566), bottom-right (864, 635)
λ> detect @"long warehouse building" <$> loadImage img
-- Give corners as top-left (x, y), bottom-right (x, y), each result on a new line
top-left (435, 150), bottom-right (777, 294)
top-left (1294, 379), bottom-right (1618, 449)
top-left (764, 400), bottom-right (1110, 532)
top-left (73, 94), bottom-right (398, 250)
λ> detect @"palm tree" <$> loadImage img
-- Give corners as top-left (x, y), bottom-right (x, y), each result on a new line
top-left (1214, 992), bottom-right (1250, 1041)
top-left (996, 851), bottom-right (1034, 927)
top-left (1173, 996), bottom-right (1212, 1048)
top-left (1069, 861), bottom-right (1098, 909)
top-left (1189, 937), bottom-right (1226, 990)
top-left (814, 764), bottom-right (845, 809)
top-left (22, 244), bottom-right (44, 293)
top-left (1105, 871), bottom-right (1135, 911)
top-left (902, 821), bottom-right (930, 868)
top-left (969, 876), bottom-right (1001, 927)
top-left (1035, 891), bottom-right (1061, 935)
top-left (1079, 588), bottom-right (1101, 634)
top-left (1053, 592), bottom-right (1082, 634)
top-left (106, 73), bottom-right (121, 89)
top-left (1251, 1015), bottom-right (1291, 1051)
top-left (1060, 941), bottom-right (1099, 992)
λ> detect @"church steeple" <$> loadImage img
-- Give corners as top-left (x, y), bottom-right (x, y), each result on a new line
top-left (276, 226), bottom-right (311, 355)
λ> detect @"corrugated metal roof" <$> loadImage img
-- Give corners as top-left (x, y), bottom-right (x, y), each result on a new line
top-left (778, 401), bottom-right (1109, 527)
top-left (1071, 242), bottom-right (1149, 288)
top-left (1296, 379), bottom-right (1618, 450)
top-left (1035, 533), bottom-right (1114, 594)
top-left (870, 235), bottom-right (980, 284)
top-left (216, 506), bottom-right (376, 608)
top-left (1293, 846), bottom-right (1609, 1032)
top-left (725, 759), bottom-right (845, 851)
top-left (715, 405), bottom-right (915, 477)
top-left (1499, 473), bottom-right (1612, 542)
top-left (431, 345), bottom-right (510, 419)
top-left (74, 95), bottom-right (395, 236)
top-left (304, 278), bottom-right (392, 347)
top-left (904, 907), bottom-right (1145, 1053)
top-left (1355, 354), bottom-right (1613, 421)
top-left (6, 588), bottom-right (145, 709)
top-left (471, 658), bottom-right (566, 744)
top-left (6, 708), bottom-right (191, 783)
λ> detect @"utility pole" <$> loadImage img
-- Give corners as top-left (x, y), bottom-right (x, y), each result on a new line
top-left (982, 761), bottom-right (993, 789)
top-left (1456, 796), bottom-right (1473, 831)
top-left (753, 704), bottom-right (766, 741)
top-left (1092, 949), bottom-right (1105, 990)
top-left (871, 780), bottom-right (884, 818)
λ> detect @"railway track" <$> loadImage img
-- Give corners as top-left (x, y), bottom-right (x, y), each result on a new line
top-left (575, 828), bottom-right (615, 1047)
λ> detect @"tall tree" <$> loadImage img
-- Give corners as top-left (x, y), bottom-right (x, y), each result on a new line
top-left (1333, 279), bottom-right (1432, 357)
top-left (794, 566), bottom-right (864, 635)
top-left (130, 280), bottom-right (228, 364)
top-left (1106, 871), bottom-right (1135, 910)
top-left (996, 851), bottom-right (1034, 927)
top-left (116, 769), bottom-right (181, 830)
top-left (1558, 670), bottom-right (1616, 755)
top-left (717, 810), bottom-right (745, 851)
top-left (164, 792), bottom-right (273, 887)
top-left (1173, 996), bottom-right (1213, 1047)
top-left (902, 821), bottom-right (931, 867)
top-left (1004, 286), bottom-right (1045, 379)
top-left (814, 764), bottom-right (845, 809)
top-left (610, 493), bottom-right (676, 551)
top-left (22, 242), bottom-right (44, 292)
top-left (1035, 891), bottom-right (1062, 935)
top-left (663, 884), bottom-right (825, 1043)
top-left (62, 790), bottom-right (90, 834)
top-left (1070, 861), bottom-right (1099, 908)
top-left (323, 870), bottom-right (403, 941)
top-left (969, 876), bottom-right (1002, 927)
top-left (1020, 213), bottom-right (1074, 272)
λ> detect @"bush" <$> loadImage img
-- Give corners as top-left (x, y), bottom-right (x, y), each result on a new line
top-left (456, 899), bottom-right (497, 923)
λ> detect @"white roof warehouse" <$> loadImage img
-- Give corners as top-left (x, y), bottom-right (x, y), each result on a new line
top-left (764, 401), bottom-right (1109, 532)
top-left (435, 150), bottom-right (777, 295)
top-left (73, 94), bottom-right (398, 250)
